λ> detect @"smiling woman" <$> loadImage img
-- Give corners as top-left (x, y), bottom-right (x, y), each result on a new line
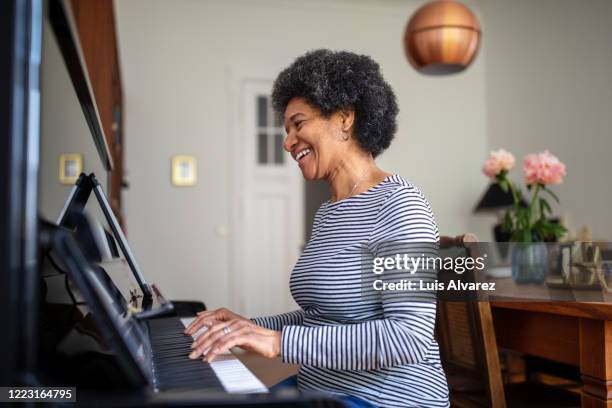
top-left (185, 49), bottom-right (449, 408)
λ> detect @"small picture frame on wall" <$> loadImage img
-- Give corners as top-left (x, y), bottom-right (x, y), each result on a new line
top-left (171, 155), bottom-right (197, 186)
top-left (59, 153), bottom-right (83, 185)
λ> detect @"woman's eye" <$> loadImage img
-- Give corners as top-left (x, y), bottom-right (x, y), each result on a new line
top-left (296, 121), bottom-right (304, 130)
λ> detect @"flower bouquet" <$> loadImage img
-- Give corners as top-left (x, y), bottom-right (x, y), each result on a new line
top-left (482, 149), bottom-right (568, 283)
top-left (482, 149), bottom-right (567, 243)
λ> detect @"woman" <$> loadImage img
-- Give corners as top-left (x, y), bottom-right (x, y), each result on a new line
top-left (185, 49), bottom-right (449, 407)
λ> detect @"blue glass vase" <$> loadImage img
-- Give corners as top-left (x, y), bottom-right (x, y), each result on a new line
top-left (511, 242), bottom-right (548, 284)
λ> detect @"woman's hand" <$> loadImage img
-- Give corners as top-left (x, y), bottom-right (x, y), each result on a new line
top-left (184, 307), bottom-right (250, 336)
top-left (188, 318), bottom-right (281, 363)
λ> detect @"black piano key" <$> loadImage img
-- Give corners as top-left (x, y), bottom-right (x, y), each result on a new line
top-left (147, 317), bottom-right (224, 392)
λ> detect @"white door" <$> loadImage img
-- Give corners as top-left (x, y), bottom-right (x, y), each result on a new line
top-left (231, 80), bottom-right (303, 318)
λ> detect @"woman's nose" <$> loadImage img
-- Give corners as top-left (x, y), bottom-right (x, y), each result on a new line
top-left (284, 132), bottom-right (297, 152)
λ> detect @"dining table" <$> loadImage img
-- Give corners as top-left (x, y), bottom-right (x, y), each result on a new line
top-left (490, 277), bottom-right (612, 407)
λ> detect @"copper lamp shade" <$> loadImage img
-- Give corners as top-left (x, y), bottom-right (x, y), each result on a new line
top-left (404, 0), bottom-right (481, 75)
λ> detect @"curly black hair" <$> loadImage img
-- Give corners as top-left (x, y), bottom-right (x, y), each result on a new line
top-left (271, 49), bottom-right (399, 158)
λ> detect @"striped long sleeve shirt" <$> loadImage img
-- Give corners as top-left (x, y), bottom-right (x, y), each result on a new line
top-left (252, 175), bottom-right (449, 407)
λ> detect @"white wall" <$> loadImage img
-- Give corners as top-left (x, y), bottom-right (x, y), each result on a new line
top-left (482, 0), bottom-right (612, 240)
top-left (114, 0), bottom-right (488, 308)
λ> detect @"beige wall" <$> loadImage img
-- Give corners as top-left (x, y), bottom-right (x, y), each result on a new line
top-left (114, 0), bottom-right (488, 307)
top-left (482, 0), bottom-right (612, 240)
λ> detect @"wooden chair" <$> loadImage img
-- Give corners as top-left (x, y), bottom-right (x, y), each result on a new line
top-left (436, 234), bottom-right (581, 408)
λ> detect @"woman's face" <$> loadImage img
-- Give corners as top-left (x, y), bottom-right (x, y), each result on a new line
top-left (283, 97), bottom-right (352, 180)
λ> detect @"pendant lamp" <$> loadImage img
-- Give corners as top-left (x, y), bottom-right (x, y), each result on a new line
top-left (404, 0), bottom-right (481, 75)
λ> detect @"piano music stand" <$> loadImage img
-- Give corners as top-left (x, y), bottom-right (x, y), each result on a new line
top-left (57, 172), bottom-right (153, 299)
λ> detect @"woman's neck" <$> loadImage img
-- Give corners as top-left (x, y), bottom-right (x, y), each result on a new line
top-left (328, 153), bottom-right (387, 202)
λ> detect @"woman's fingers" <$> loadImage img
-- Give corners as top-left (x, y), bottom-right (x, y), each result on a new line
top-left (189, 319), bottom-right (245, 359)
top-left (205, 327), bottom-right (250, 363)
top-left (189, 321), bottom-right (232, 358)
top-left (184, 314), bottom-right (215, 335)
top-left (184, 308), bottom-right (229, 335)
top-left (185, 308), bottom-right (250, 336)
top-left (203, 326), bottom-right (281, 362)
top-left (184, 311), bottom-right (213, 333)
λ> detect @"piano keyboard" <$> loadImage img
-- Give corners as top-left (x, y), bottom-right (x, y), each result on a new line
top-left (147, 317), bottom-right (267, 394)
top-left (180, 317), bottom-right (268, 394)
top-left (148, 318), bottom-right (224, 391)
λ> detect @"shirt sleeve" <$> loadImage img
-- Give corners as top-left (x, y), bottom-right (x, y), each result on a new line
top-left (251, 309), bottom-right (305, 331)
top-left (280, 186), bottom-right (440, 371)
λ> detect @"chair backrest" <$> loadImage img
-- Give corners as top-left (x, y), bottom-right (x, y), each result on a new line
top-left (437, 234), bottom-right (506, 408)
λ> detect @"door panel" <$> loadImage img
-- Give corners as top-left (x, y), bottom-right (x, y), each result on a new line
top-left (233, 80), bottom-right (303, 318)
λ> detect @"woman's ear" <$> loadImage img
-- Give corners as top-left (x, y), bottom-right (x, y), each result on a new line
top-left (339, 109), bottom-right (356, 133)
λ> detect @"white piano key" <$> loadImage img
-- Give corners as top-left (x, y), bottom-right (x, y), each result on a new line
top-left (180, 317), bottom-right (268, 394)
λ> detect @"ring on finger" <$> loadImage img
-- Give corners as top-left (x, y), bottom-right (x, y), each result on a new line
top-left (223, 326), bottom-right (232, 335)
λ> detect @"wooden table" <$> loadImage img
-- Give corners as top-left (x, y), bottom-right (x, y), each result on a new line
top-left (235, 350), bottom-right (298, 387)
top-left (490, 281), bottom-right (612, 407)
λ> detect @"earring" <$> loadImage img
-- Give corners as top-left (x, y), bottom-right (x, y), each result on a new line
top-left (341, 130), bottom-right (349, 141)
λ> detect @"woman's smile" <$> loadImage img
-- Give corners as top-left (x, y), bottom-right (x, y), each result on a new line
top-left (295, 147), bottom-right (312, 162)
top-left (295, 147), bottom-right (313, 169)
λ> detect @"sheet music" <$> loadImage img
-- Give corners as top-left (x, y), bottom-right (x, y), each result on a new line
top-left (180, 317), bottom-right (268, 394)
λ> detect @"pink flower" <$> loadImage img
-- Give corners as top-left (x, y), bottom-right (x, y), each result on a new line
top-left (482, 149), bottom-right (516, 179)
top-left (523, 150), bottom-right (566, 185)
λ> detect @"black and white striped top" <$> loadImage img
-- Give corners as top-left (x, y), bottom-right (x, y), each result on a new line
top-left (252, 175), bottom-right (449, 407)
